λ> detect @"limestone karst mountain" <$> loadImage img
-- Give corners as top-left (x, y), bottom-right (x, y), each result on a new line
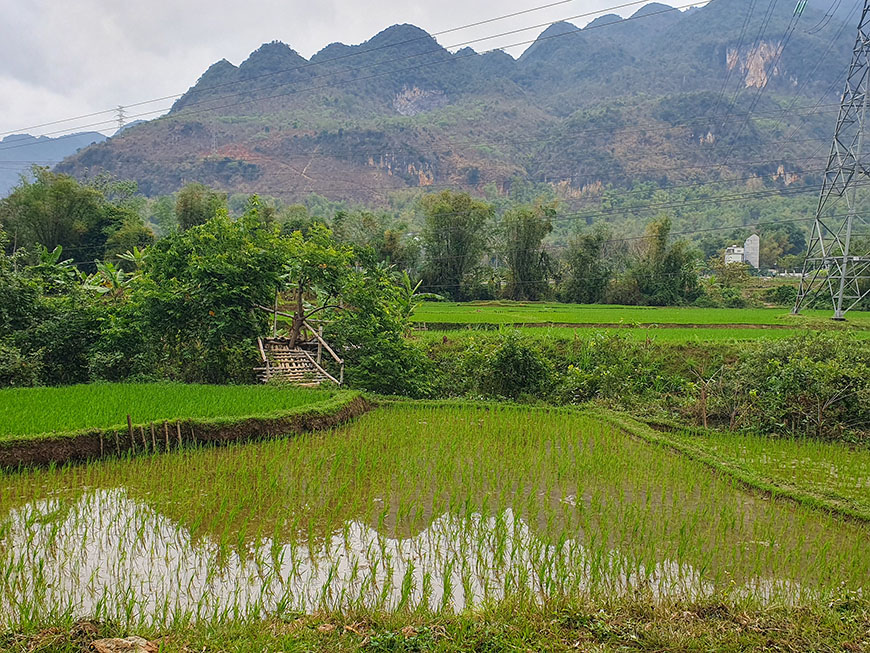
top-left (55, 0), bottom-right (854, 203)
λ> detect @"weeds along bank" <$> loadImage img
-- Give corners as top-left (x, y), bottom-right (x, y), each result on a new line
top-left (412, 330), bottom-right (870, 443)
top-left (0, 404), bottom-right (866, 638)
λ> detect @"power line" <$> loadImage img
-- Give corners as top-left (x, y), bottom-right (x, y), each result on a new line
top-left (0, 0), bottom-right (617, 138)
top-left (0, 0), bottom-right (710, 150)
top-left (0, 0), bottom-right (663, 138)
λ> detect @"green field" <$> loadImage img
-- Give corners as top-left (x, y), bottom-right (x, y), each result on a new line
top-left (413, 301), bottom-right (870, 327)
top-left (1, 403), bottom-right (866, 631)
top-left (0, 383), bottom-right (335, 440)
top-left (663, 424), bottom-right (870, 518)
top-left (415, 325), bottom-right (870, 343)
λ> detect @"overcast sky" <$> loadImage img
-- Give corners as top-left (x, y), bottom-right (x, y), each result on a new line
top-left (0, 0), bottom-right (660, 139)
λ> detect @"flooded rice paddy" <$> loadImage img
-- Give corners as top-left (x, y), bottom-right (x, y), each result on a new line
top-left (1, 404), bottom-right (867, 626)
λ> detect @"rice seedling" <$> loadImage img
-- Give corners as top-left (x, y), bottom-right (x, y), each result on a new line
top-left (0, 383), bottom-right (336, 440)
top-left (0, 403), bottom-right (866, 631)
top-left (665, 426), bottom-right (870, 514)
top-left (415, 326), bottom-right (855, 344)
top-left (412, 301), bottom-right (870, 327)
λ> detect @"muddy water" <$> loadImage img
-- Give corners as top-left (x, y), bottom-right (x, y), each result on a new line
top-left (0, 488), bottom-right (725, 624)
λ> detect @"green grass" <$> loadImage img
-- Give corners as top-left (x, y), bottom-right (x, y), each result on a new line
top-left (0, 383), bottom-right (336, 440)
top-left (5, 598), bottom-right (868, 652)
top-left (413, 326), bottom-right (866, 343)
top-left (0, 403), bottom-right (866, 630)
top-left (413, 301), bottom-right (870, 327)
top-left (665, 423), bottom-right (870, 518)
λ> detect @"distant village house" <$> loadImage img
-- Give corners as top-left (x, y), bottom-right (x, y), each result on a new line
top-left (724, 234), bottom-right (760, 268)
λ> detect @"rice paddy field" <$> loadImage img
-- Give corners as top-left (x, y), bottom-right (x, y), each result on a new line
top-left (0, 383), bottom-right (336, 441)
top-left (1, 403), bottom-right (867, 635)
top-left (662, 425), bottom-right (870, 518)
top-left (413, 301), bottom-right (870, 327)
top-left (415, 325), bottom-right (870, 343)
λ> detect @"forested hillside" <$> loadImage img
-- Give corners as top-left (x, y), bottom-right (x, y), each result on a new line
top-left (55, 0), bottom-right (855, 214)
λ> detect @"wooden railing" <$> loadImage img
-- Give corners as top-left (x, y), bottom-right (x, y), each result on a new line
top-left (255, 305), bottom-right (344, 385)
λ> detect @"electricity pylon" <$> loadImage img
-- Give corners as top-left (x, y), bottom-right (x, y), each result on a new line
top-left (794, 0), bottom-right (870, 319)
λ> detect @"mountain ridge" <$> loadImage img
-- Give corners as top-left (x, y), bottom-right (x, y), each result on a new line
top-left (54, 0), bottom-right (855, 205)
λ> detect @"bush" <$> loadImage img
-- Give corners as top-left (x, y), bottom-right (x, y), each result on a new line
top-left (762, 285), bottom-right (798, 306)
top-left (481, 331), bottom-right (552, 399)
top-left (0, 340), bottom-right (40, 387)
top-left (328, 270), bottom-right (433, 398)
top-left (711, 333), bottom-right (870, 440)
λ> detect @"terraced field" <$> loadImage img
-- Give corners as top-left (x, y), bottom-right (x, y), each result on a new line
top-left (0, 383), bottom-right (336, 441)
top-left (413, 301), bottom-right (870, 327)
top-left (1, 402), bottom-right (866, 630)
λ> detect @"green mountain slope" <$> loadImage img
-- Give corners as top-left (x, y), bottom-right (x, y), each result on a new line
top-left (55, 0), bottom-right (856, 205)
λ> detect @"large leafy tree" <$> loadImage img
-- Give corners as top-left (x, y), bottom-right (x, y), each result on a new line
top-left (281, 223), bottom-right (353, 347)
top-left (502, 204), bottom-right (553, 301)
top-left (0, 167), bottom-right (146, 269)
top-left (420, 190), bottom-right (493, 299)
top-left (140, 201), bottom-right (291, 382)
top-left (560, 224), bottom-right (614, 304)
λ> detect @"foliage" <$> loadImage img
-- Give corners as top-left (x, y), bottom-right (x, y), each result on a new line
top-left (711, 333), bottom-right (870, 440)
top-left (421, 329), bottom-right (870, 441)
top-left (501, 204), bottom-right (554, 301)
top-left (333, 209), bottom-right (419, 270)
top-left (281, 221), bottom-right (353, 346)
top-left (606, 216), bottom-right (700, 306)
top-left (174, 182), bottom-right (228, 231)
top-left (481, 331), bottom-right (552, 399)
top-left (763, 284), bottom-right (798, 306)
top-left (327, 267), bottom-right (432, 397)
top-left (559, 224), bottom-right (614, 304)
top-left (420, 191), bottom-right (494, 300)
top-left (0, 167), bottom-right (147, 269)
top-left (0, 339), bottom-right (40, 387)
top-left (139, 205), bottom-right (291, 382)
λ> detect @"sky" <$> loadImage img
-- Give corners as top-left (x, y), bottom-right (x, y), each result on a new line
top-left (0, 0), bottom-right (664, 139)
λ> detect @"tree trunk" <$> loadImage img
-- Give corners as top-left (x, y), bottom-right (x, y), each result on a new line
top-left (288, 289), bottom-right (304, 348)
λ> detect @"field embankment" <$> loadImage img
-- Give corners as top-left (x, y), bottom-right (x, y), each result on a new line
top-left (0, 384), bottom-right (369, 468)
top-left (6, 598), bottom-right (868, 652)
top-left (599, 410), bottom-right (870, 522)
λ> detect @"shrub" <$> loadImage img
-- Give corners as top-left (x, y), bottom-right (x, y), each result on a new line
top-left (328, 270), bottom-right (433, 398)
top-left (480, 331), bottom-right (552, 399)
top-left (762, 285), bottom-right (798, 306)
top-left (711, 333), bottom-right (870, 440)
top-left (0, 340), bottom-right (40, 387)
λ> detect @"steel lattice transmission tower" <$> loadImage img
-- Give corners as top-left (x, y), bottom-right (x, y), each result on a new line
top-left (794, 0), bottom-right (870, 319)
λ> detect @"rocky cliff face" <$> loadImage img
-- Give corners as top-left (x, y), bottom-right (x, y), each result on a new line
top-left (727, 41), bottom-right (784, 88)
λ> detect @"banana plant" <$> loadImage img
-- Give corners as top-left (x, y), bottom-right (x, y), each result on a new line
top-left (117, 246), bottom-right (147, 270)
top-left (84, 260), bottom-right (136, 299)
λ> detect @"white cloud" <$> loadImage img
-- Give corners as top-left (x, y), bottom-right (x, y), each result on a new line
top-left (0, 0), bottom-right (647, 137)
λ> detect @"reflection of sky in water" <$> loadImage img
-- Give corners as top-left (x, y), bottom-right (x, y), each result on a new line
top-left (1, 489), bottom-right (801, 626)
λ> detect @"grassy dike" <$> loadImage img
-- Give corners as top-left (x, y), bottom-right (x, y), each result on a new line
top-left (598, 410), bottom-right (870, 523)
top-left (0, 389), bottom-right (370, 468)
top-left (3, 598), bottom-right (868, 652)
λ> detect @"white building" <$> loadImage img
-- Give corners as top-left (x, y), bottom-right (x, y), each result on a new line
top-left (724, 234), bottom-right (760, 268)
top-left (724, 245), bottom-right (745, 265)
